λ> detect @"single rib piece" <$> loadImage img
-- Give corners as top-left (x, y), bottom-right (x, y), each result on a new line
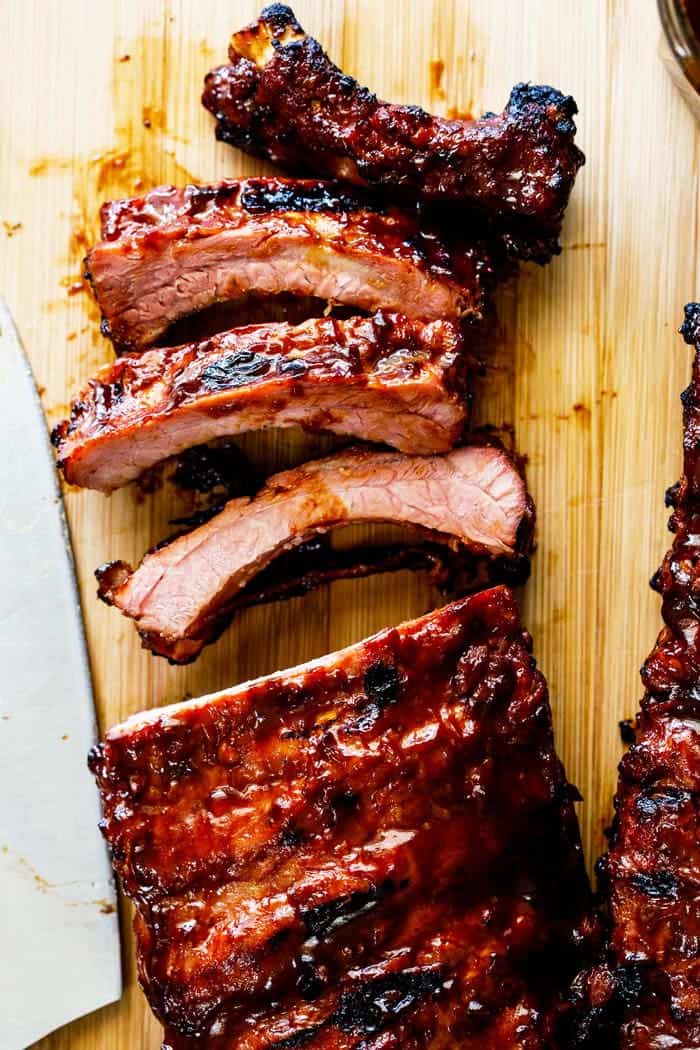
top-left (96, 443), bottom-right (533, 663)
top-left (85, 178), bottom-right (491, 353)
top-left (89, 587), bottom-right (595, 1048)
top-left (52, 313), bottom-right (470, 492)
top-left (213, 535), bottom-right (530, 619)
top-left (202, 5), bottom-right (584, 263)
top-left (572, 306), bottom-right (700, 1048)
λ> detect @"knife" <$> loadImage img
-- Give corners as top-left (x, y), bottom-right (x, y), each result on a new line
top-left (0, 302), bottom-right (121, 1049)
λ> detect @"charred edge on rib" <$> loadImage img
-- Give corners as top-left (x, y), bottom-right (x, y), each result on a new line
top-left (618, 719), bottom-right (636, 746)
top-left (184, 182), bottom-right (241, 216)
top-left (563, 964), bottom-right (650, 1048)
top-left (665, 482), bottom-right (682, 509)
top-left (348, 661), bottom-right (402, 732)
top-left (364, 661), bottom-right (401, 708)
top-left (278, 821), bottom-right (304, 849)
top-left (258, 3), bottom-right (304, 38)
top-left (200, 350), bottom-right (275, 390)
top-left (680, 302), bottom-right (700, 346)
top-left (240, 180), bottom-right (380, 216)
top-left (629, 870), bottom-right (680, 899)
top-left (612, 963), bottom-right (648, 1007)
top-left (51, 420), bottom-right (68, 448)
top-left (635, 787), bottom-right (688, 819)
top-left (273, 968), bottom-right (444, 1046)
top-left (301, 879), bottom-right (395, 940)
top-left (331, 968), bottom-right (444, 1034)
top-left (507, 83), bottom-right (579, 132)
top-left (294, 954), bottom-right (326, 1001)
top-left (95, 560), bottom-right (132, 604)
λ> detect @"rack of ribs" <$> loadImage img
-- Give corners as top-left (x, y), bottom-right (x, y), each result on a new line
top-left (89, 586), bottom-right (596, 1049)
top-left (202, 5), bottom-right (584, 263)
top-left (52, 313), bottom-right (472, 492)
top-left (85, 178), bottom-right (492, 353)
top-left (570, 305), bottom-right (700, 1048)
top-left (95, 443), bottom-right (534, 663)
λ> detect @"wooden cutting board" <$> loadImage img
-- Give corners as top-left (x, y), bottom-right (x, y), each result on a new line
top-left (1, 1), bottom-right (697, 1046)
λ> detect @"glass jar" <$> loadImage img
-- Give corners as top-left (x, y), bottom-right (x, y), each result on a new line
top-left (659, 0), bottom-right (700, 118)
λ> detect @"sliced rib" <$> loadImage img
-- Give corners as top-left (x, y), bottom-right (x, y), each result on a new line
top-left (572, 306), bottom-right (700, 1048)
top-left (85, 178), bottom-right (490, 353)
top-left (52, 313), bottom-right (470, 492)
top-left (202, 5), bottom-right (584, 263)
top-left (96, 444), bottom-right (533, 663)
top-left (210, 535), bottom-right (530, 619)
top-left (89, 587), bottom-right (595, 1047)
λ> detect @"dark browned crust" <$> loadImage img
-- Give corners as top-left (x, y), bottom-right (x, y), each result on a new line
top-left (569, 305), bottom-right (700, 1048)
top-left (90, 587), bottom-right (595, 1048)
top-left (97, 178), bottom-right (386, 240)
top-left (202, 5), bottom-right (584, 263)
top-left (229, 536), bottom-right (532, 611)
top-left (52, 313), bottom-right (472, 491)
top-left (237, 180), bottom-right (380, 216)
top-left (84, 178), bottom-right (494, 354)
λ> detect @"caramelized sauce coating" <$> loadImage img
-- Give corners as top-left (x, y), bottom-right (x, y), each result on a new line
top-left (572, 306), bottom-right (700, 1047)
top-left (52, 313), bottom-right (471, 492)
top-left (86, 178), bottom-right (492, 353)
top-left (91, 587), bottom-right (595, 1048)
top-left (202, 5), bottom-right (584, 263)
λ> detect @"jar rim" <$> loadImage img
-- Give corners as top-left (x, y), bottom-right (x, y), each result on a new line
top-left (659, 0), bottom-right (700, 92)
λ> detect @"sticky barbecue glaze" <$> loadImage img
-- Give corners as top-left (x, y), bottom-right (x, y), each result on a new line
top-left (570, 305), bottom-right (700, 1047)
top-left (202, 5), bottom-right (584, 263)
top-left (52, 313), bottom-right (470, 492)
top-left (90, 587), bottom-right (595, 1048)
top-left (85, 177), bottom-right (492, 353)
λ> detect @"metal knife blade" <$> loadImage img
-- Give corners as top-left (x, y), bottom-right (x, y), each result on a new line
top-left (0, 302), bottom-right (121, 1049)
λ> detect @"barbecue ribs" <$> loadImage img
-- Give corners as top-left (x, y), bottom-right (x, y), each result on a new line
top-left (52, 313), bottom-right (471, 492)
top-left (90, 587), bottom-right (596, 1048)
top-left (85, 179), bottom-right (491, 353)
top-left (96, 443), bottom-right (533, 663)
top-left (202, 5), bottom-right (584, 263)
top-left (571, 305), bottom-right (700, 1048)
top-left (188, 535), bottom-right (530, 623)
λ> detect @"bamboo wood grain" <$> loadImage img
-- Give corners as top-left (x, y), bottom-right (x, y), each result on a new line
top-left (0, 1), bottom-right (697, 1046)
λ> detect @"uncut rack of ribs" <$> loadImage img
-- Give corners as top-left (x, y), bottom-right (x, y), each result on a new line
top-left (52, 313), bottom-right (471, 493)
top-left (202, 5), bottom-right (584, 264)
top-left (96, 443), bottom-right (533, 664)
top-left (89, 586), bottom-right (597, 1049)
top-left (85, 177), bottom-right (492, 354)
top-left (571, 305), bottom-right (700, 1049)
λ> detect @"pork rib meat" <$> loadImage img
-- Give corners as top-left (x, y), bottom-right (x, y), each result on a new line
top-left (571, 305), bottom-right (700, 1048)
top-left (53, 313), bottom-right (470, 492)
top-left (85, 178), bottom-right (491, 353)
top-left (202, 5), bottom-right (584, 262)
top-left (89, 586), bottom-right (595, 1048)
top-left (96, 443), bottom-right (533, 663)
